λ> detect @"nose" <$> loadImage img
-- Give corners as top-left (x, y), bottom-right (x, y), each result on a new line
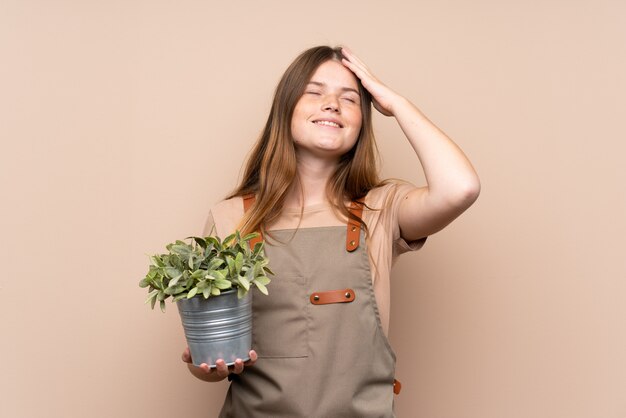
top-left (322, 95), bottom-right (340, 112)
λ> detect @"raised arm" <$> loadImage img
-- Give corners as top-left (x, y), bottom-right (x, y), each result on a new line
top-left (341, 47), bottom-right (480, 241)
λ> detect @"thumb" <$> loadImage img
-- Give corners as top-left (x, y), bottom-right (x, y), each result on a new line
top-left (181, 347), bottom-right (192, 363)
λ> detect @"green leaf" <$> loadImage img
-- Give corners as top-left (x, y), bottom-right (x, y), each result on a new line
top-left (191, 270), bottom-right (205, 280)
top-left (187, 287), bottom-right (199, 299)
top-left (253, 242), bottom-right (264, 255)
top-left (238, 275), bottom-right (250, 291)
top-left (207, 258), bottom-right (224, 270)
top-left (226, 256), bottom-right (236, 277)
top-left (173, 293), bottom-right (188, 302)
top-left (145, 289), bottom-right (159, 304)
top-left (138, 277), bottom-right (149, 288)
top-left (214, 279), bottom-right (232, 290)
top-left (165, 284), bottom-right (186, 295)
top-left (235, 252), bottom-right (243, 274)
top-left (253, 280), bottom-right (268, 295)
top-left (160, 300), bottom-right (166, 312)
top-left (205, 236), bottom-right (220, 248)
top-left (254, 275), bottom-right (271, 286)
top-left (242, 232), bottom-right (259, 242)
top-left (211, 287), bottom-right (221, 296)
top-left (168, 273), bottom-right (183, 287)
top-left (244, 266), bottom-right (255, 283)
top-left (203, 243), bottom-right (215, 257)
top-left (150, 255), bottom-right (165, 267)
top-left (237, 286), bottom-right (246, 299)
top-left (189, 236), bottom-right (207, 248)
top-left (171, 244), bottom-right (191, 256)
top-left (222, 233), bottom-right (236, 247)
top-left (203, 287), bottom-right (210, 299)
top-left (216, 269), bottom-right (228, 281)
top-left (170, 254), bottom-right (183, 270)
top-left (252, 261), bottom-right (262, 277)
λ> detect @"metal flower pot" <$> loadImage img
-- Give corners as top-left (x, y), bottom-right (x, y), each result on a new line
top-left (177, 289), bottom-right (252, 367)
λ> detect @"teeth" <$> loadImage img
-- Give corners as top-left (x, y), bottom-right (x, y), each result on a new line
top-left (314, 120), bottom-right (340, 128)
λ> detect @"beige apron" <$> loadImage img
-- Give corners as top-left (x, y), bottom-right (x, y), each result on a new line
top-left (218, 197), bottom-right (399, 417)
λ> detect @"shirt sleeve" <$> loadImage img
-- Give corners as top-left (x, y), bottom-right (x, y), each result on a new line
top-left (390, 182), bottom-right (427, 257)
top-left (201, 197), bottom-right (245, 239)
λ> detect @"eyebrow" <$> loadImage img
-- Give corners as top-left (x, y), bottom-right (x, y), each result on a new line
top-left (307, 81), bottom-right (360, 96)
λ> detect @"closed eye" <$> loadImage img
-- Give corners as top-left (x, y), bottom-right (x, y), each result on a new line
top-left (342, 96), bottom-right (359, 104)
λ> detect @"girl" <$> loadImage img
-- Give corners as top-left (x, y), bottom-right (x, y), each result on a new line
top-left (182, 45), bottom-right (480, 417)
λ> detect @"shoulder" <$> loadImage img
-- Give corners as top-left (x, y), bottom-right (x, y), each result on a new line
top-left (363, 180), bottom-right (427, 254)
top-left (211, 196), bottom-right (244, 221)
top-left (202, 196), bottom-right (245, 238)
top-left (365, 179), bottom-right (417, 210)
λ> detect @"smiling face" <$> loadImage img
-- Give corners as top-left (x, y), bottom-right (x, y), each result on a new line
top-left (290, 59), bottom-right (363, 160)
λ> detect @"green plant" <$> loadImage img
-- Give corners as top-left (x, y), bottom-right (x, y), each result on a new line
top-left (139, 231), bottom-right (272, 312)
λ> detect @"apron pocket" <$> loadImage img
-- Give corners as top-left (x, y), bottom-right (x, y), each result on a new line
top-left (251, 275), bottom-right (308, 358)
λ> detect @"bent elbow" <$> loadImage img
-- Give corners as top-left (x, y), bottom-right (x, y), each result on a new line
top-left (465, 177), bottom-right (481, 203)
top-left (450, 177), bottom-right (481, 210)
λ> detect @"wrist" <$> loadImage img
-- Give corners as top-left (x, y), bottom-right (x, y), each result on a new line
top-left (387, 93), bottom-right (409, 117)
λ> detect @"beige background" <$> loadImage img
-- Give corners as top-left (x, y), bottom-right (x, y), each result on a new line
top-left (1, 0), bottom-right (625, 417)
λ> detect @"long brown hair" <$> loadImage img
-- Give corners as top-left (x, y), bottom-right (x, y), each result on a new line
top-left (228, 45), bottom-right (382, 235)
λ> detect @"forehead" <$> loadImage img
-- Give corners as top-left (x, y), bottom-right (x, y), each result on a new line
top-left (308, 60), bottom-right (359, 91)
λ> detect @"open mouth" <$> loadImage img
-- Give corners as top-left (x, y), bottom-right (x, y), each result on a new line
top-left (312, 120), bottom-right (342, 128)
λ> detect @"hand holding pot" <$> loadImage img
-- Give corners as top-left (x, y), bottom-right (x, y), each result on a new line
top-left (182, 347), bottom-right (258, 382)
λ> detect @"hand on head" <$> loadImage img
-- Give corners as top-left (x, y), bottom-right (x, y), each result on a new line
top-left (340, 46), bottom-right (400, 117)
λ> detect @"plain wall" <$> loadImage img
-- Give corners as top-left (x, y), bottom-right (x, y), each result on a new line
top-left (1, 0), bottom-right (625, 417)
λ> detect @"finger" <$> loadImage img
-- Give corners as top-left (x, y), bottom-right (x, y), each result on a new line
top-left (232, 358), bottom-right (244, 374)
top-left (215, 359), bottom-right (230, 378)
top-left (243, 355), bottom-right (257, 367)
top-left (198, 363), bottom-right (211, 373)
top-left (341, 57), bottom-right (375, 84)
top-left (341, 47), bottom-right (369, 70)
top-left (341, 53), bottom-right (365, 72)
top-left (341, 58), bottom-right (369, 81)
top-left (248, 350), bottom-right (258, 365)
top-left (341, 46), bottom-right (359, 62)
top-left (181, 347), bottom-right (192, 363)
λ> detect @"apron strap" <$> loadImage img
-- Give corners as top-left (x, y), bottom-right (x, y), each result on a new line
top-left (242, 193), bottom-right (263, 248)
top-left (393, 378), bottom-right (402, 395)
top-left (346, 201), bottom-right (364, 252)
top-left (309, 288), bottom-right (356, 305)
top-left (242, 194), bottom-right (364, 252)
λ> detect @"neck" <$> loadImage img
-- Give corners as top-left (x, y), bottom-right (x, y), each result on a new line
top-left (284, 154), bottom-right (338, 208)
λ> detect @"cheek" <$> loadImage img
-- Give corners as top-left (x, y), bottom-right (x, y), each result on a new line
top-left (350, 110), bottom-right (363, 135)
top-left (290, 102), bottom-right (308, 132)
top-left (290, 113), bottom-right (303, 143)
